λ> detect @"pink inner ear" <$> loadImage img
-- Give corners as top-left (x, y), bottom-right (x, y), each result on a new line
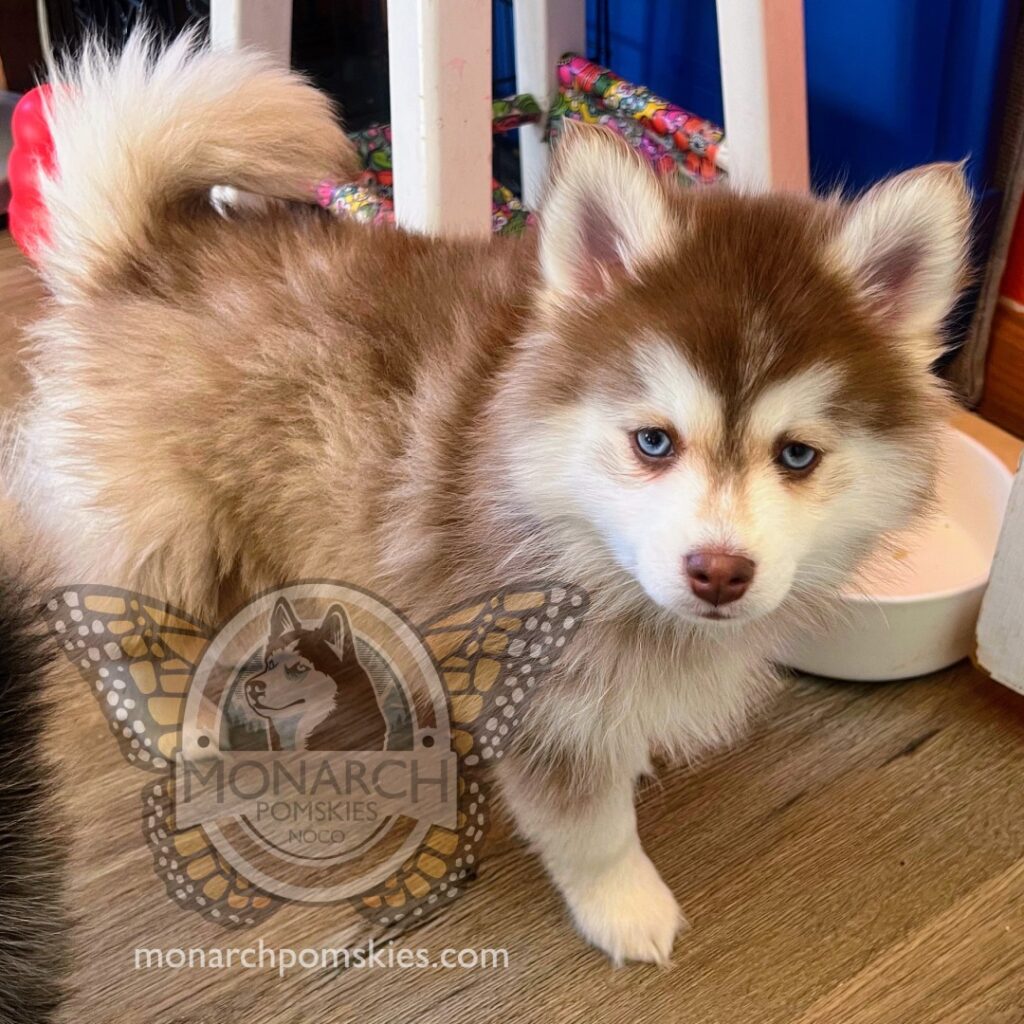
top-left (862, 238), bottom-right (922, 317)
top-left (573, 197), bottom-right (626, 295)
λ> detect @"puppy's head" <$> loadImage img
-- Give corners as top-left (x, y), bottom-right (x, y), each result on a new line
top-left (506, 126), bottom-right (968, 626)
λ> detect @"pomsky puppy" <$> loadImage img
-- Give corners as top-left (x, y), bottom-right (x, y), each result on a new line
top-left (10, 31), bottom-right (968, 964)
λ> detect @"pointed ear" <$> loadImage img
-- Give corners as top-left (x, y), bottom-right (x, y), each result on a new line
top-left (319, 605), bottom-right (351, 654)
top-left (539, 123), bottom-right (678, 300)
top-left (828, 163), bottom-right (972, 358)
top-left (269, 597), bottom-right (301, 641)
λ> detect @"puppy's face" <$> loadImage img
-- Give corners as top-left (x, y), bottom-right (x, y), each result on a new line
top-left (506, 129), bottom-right (966, 626)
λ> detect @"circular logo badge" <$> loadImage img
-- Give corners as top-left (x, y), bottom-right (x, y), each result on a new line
top-left (175, 582), bottom-right (456, 903)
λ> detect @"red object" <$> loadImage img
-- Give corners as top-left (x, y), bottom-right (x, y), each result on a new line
top-left (1000, 195), bottom-right (1024, 307)
top-left (7, 84), bottom-right (55, 263)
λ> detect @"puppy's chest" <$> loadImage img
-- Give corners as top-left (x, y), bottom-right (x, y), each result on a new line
top-left (627, 640), bottom-right (775, 754)
top-left (543, 628), bottom-right (778, 762)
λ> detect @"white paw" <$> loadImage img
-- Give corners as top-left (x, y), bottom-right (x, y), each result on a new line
top-left (563, 848), bottom-right (685, 965)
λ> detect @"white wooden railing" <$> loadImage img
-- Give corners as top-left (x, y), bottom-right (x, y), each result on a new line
top-left (209, 0), bottom-right (809, 237)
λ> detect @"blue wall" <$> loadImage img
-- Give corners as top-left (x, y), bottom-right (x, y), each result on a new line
top-left (574, 0), bottom-right (1016, 196)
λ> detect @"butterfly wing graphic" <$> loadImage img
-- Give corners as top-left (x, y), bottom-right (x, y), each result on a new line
top-left (44, 586), bottom-right (207, 770)
top-left (46, 582), bottom-right (588, 931)
top-left (352, 583), bottom-right (588, 927)
top-left (144, 775), bottom-right (278, 928)
top-left (44, 586), bottom-right (282, 927)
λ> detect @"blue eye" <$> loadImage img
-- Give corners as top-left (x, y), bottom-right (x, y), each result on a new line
top-left (777, 442), bottom-right (820, 473)
top-left (634, 428), bottom-right (674, 459)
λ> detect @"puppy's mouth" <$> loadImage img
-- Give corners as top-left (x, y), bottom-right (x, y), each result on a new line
top-left (696, 607), bottom-right (747, 625)
top-left (674, 604), bottom-right (747, 625)
top-left (249, 697), bottom-right (305, 712)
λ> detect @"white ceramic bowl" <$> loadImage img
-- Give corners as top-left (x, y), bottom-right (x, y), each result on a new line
top-left (781, 427), bottom-right (1015, 681)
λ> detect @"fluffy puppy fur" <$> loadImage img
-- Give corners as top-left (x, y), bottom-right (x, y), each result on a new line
top-left (9, 32), bottom-right (970, 964)
top-left (0, 563), bottom-right (68, 1023)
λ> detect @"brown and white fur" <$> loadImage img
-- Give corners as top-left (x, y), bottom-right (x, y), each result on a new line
top-left (7, 32), bottom-right (969, 964)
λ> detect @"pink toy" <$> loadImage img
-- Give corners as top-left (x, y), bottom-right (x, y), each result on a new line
top-left (7, 85), bottom-right (55, 263)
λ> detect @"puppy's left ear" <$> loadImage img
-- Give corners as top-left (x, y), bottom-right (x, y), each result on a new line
top-left (320, 605), bottom-right (352, 654)
top-left (829, 162), bottom-right (972, 361)
top-left (539, 123), bottom-right (678, 300)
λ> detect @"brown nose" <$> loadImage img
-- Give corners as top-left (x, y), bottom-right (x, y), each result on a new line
top-left (685, 550), bottom-right (756, 606)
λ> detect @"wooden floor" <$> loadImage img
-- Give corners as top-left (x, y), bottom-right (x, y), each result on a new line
top-left (3, 232), bottom-right (1024, 1023)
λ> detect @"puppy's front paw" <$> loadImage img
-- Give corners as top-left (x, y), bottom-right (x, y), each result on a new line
top-left (563, 848), bottom-right (684, 965)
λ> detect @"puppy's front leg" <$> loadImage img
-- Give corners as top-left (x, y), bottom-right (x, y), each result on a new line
top-left (501, 759), bottom-right (683, 964)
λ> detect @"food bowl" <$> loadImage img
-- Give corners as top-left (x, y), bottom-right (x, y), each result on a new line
top-left (781, 426), bottom-right (1015, 681)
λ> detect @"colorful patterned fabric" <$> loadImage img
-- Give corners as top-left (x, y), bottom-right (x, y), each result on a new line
top-left (318, 113), bottom-right (532, 236)
top-left (491, 93), bottom-right (543, 134)
top-left (319, 97), bottom-right (536, 235)
top-left (550, 54), bottom-right (726, 185)
top-left (317, 176), bottom-right (531, 236)
top-left (320, 61), bottom-right (726, 233)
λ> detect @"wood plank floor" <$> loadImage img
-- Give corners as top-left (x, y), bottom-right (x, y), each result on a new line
top-left (2, 232), bottom-right (1024, 1023)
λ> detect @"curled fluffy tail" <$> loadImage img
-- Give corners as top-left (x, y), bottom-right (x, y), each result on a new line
top-left (0, 567), bottom-right (66, 1023)
top-left (38, 29), bottom-right (358, 299)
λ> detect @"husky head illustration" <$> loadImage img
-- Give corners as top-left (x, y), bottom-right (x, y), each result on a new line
top-left (244, 598), bottom-right (388, 752)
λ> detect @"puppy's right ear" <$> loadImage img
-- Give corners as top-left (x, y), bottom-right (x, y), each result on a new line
top-left (269, 597), bottom-right (301, 641)
top-left (539, 123), bottom-right (677, 301)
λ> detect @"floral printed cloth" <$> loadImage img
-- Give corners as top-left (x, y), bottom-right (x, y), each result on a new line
top-left (318, 95), bottom-right (538, 235)
top-left (549, 54), bottom-right (726, 185)
top-left (320, 59), bottom-right (726, 233)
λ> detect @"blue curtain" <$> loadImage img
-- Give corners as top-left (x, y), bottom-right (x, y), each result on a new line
top-left (570, 0), bottom-right (1017, 196)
